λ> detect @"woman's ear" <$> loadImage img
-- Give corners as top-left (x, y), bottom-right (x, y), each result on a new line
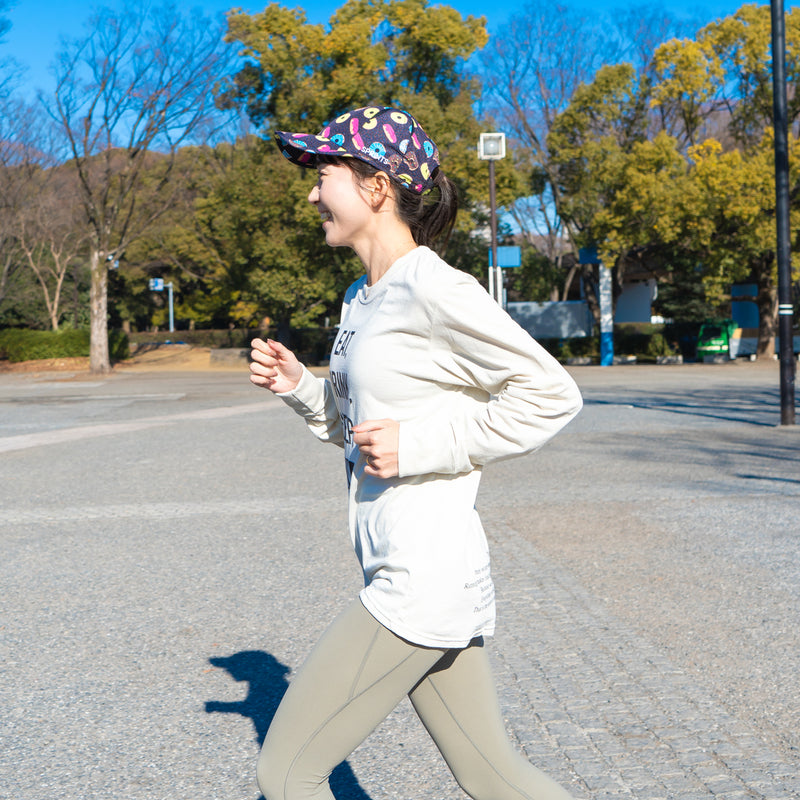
top-left (368, 171), bottom-right (393, 206)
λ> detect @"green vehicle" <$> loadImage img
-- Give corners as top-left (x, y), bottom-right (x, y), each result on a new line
top-left (696, 319), bottom-right (739, 360)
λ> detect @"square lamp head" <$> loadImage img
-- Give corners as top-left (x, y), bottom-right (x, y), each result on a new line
top-left (478, 132), bottom-right (506, 160)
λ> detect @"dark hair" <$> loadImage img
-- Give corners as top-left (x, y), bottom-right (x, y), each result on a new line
top-left (318, 155), bottom-right (458, 251)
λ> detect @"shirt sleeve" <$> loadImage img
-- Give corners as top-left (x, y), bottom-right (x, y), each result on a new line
top-left (277, 365), bottom-right (344, 448)
top-left (396, 270), bottom-right (582, 477)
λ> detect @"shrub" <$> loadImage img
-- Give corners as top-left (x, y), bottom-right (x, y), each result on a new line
top-left (127, 327), bottom-right (337, 365)
top-left (536, 325), bottom-right (678, 364)
top-left (0, 328), bottom-right (129, 362)
top-left (128, 328), bottom-right (256, 348)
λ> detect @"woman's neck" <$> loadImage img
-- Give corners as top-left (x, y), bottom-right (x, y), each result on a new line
top-left (356, 227), bottom-right (418, 286)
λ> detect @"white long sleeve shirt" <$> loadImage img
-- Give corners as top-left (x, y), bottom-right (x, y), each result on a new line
top-left (279, 246), bottom-right (582, 647)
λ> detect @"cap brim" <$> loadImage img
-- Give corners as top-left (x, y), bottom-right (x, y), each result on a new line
top-left (274, 131), bottom-right (351, 168)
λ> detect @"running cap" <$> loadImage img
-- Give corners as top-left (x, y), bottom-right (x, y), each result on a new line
top-left (274, 106), bottom-right (440, 195)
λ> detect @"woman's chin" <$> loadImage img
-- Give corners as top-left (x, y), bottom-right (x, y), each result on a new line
top-left (324, 232), bottom-right (348, 248)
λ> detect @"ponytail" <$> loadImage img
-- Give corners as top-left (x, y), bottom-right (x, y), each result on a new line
top-left (394, 169), bottom-right (459, 251)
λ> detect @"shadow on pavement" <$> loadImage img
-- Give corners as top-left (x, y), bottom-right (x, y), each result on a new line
top-left (205, 650), bottom-right (373, 800)
top-left (584, 386), bottom-right (783, 427)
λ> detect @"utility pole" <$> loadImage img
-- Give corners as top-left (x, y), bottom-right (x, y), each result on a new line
top-left (771, 0), bottom-right (796, 425)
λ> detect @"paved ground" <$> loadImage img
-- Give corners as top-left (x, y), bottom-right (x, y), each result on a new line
top-left (0, 355), bottom-right (798, 800)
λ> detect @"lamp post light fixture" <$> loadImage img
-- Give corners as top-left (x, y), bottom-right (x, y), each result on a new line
top-left (478, 132), bottom-right (506, 306)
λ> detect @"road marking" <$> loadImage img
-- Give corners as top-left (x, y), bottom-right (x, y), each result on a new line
top-left (1, 496), bottom-right (339, 524)
top-left (0, 401), bottom-right (274, 453)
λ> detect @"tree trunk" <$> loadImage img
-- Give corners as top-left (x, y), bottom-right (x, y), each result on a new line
top-left (581, 264), bottom-right (601, 325)
top-left (561, 262), bottom-right (578, 302)
top-left (276, 316), bottom-right (292, 349)
top-left (755, 259), bottom-right (778, 359)
top-left (89, 248), bottom-right (110, 374)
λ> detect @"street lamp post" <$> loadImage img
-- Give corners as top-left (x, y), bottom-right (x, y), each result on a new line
top-left (478, 132), bottom-right (506, 306)
top-left (149, 278), bottom-right (175, 333)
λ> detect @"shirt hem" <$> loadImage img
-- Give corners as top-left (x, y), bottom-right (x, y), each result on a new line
top-left (359, 590), bottom-right (495, 649)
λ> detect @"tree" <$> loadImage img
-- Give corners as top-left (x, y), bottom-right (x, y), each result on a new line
top-left (0, 85), bottom-right (88, 332)
top-left (478, 1), bottom-right (694, 300)
top-left (120, 136), bottom-right (360, 336)
top-left (681, 135), bottom-right (800, 353)
top-left (545, 4), bottom-right (800, 355)
top-left (652, 4), bottom-right (800, 149)
top-left (477, 1), bottom-right (612, 267)
top-left (213, 0), bottom-right (496, 332)
top-left (221, 0), bottom-right (488, 132)
top-left (51, 3), bottom-right (234, 372)
top-left (647, 4), bottom-right (800, 352)
top-left (547, 62), bottom-right (655, 319)
top-left (0, 93), bottom-right (52, 321)
top-left (15, 166), bottom-right (89, 330)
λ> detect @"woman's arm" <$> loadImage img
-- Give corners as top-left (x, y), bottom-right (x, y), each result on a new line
top-left (250, 338), bottom-right (344, 447)
top-left (396, 273), bottom-right (582, 477)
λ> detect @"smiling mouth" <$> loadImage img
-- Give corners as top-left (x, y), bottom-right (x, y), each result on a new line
top-left (320, 211), bottom-right (332, 223)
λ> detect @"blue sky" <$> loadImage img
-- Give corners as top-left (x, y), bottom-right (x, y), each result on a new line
top-left (0, 0), bottom-right (773, 96)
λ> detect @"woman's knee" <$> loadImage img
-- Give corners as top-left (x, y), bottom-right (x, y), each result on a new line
top-left (256, 748), bottom-right (285, 800)
top-left (256, 747), bottom-right (329, 800)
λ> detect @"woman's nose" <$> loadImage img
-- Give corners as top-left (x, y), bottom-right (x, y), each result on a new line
top-left (308, 184), bottom-right (319, 204)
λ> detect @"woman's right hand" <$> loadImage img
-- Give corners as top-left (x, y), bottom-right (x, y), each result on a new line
top-left (249, 338), bottom-right (303, 394)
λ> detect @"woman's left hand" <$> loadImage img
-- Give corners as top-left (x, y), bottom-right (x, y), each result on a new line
top-left (353, 419), bottom-right (400, 479)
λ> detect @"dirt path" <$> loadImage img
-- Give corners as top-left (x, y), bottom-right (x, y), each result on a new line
top-left (0, 344), bottom-right (244, 375)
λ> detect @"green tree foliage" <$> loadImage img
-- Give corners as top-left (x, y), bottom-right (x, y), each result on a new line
top-left (652, 4), bottom-right (800, 147)
top-left (214, 0), bottom-right (503, 329)
top-left (549, 63), bottom-right (652, 241)
top-left (547, 63), bottom-right (657, 318)
top-left (220, 0), bottom-right (488, 131)
top-left (0, 1), bottom-right (522, 342)
top-left (478, 1), bottom-right (692, 301)
top-left (193, 138), bottom-right (363, 336)
top-left (127, 137), bottom-right (363, 337)
top-left (550, 4), bottom-right (800, 353)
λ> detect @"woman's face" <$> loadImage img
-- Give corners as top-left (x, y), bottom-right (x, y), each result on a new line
top-left (308, 161), bottom-right (373, 249)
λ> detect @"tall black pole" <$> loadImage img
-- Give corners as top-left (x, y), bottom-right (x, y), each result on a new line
top-left (771, 0), bottom-right (796, 425)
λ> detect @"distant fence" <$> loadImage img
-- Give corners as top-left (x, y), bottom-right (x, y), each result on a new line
top-left (507, 301), bottom-right (594, 339)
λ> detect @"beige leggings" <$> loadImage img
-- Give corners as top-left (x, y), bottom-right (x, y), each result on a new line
top-left (257, 599), bottom-right (574, 800)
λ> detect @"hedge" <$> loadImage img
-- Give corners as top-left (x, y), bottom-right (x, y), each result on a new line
top-left (128, 329), bottom-right (256, 349)
top-left (129, 327), bottom-right (336, 365)
top-left (127, 324), bottom-right (683, 366)
top-left (537, 324), bottom-right (681, 364)
top-left (0, 329), bottom-right (130, 363)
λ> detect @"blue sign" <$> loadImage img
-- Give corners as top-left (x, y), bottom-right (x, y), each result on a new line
top-left (149, 278), bottom-right (164, 291)
top-left (488, 246), bottom-right (522, 268)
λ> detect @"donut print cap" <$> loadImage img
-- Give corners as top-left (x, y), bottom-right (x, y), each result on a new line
top-left (274, 106), bottom-right (440, 194)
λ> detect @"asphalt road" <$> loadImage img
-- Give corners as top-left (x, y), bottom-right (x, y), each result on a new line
top-left (1, 360), bottom-right (798, 800)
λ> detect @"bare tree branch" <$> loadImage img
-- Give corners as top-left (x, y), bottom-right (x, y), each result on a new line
top-left (49, 3), bottom-right (236, 372)
top-left (479, 1), bottom-right (693, 299)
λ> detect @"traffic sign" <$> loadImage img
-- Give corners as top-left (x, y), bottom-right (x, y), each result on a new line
top-left (488, 246), bottom-right (521, 268)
